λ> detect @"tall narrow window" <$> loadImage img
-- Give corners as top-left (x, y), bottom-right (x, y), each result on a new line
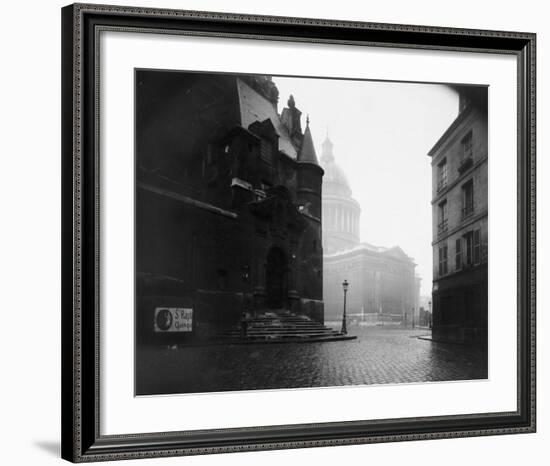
top-left (461, 131), bottom-right (473, 160)
top-left (461, 179), bottom-right (474, 219)
top-left (438, 200), bottom-right (448, 234)
top-left (473, 229), bottom-right (481, 264)
top-left (437, 158), bottom-right (448, 191)
top-left (464, 231), bottom-right (473, 266)
top-left (459, 131), bottom-right (474, 174)
top-left (438, 243), bottom-right (448, 276)
top-left (455, 238), bottom-right (462, 270)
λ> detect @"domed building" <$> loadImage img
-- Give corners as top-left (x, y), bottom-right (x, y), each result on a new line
top-left (321, 137), bottom-right (361, 253)
top-left (321, 136), bottom-right (420, 323)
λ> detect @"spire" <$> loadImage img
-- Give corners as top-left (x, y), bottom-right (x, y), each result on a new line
top-left (298, 121), bottom-right (319, 165)
top-left (321, 133), bottom-right (334, 163)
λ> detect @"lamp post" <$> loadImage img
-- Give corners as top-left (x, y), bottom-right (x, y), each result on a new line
top-left (428, 300), bottom-right (432, 329)
top-left (341, 280), bottom-right (349, 335)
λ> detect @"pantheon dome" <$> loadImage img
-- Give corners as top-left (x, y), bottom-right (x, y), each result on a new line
top-left (320, 136), bottom-right (361, 254)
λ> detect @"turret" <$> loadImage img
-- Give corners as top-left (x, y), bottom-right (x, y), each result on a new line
top-left (296, 116), bottom-right (324, 219)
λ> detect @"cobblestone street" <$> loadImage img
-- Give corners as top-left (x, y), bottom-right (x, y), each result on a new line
top-left (136, 326), bottom-right (488, 395)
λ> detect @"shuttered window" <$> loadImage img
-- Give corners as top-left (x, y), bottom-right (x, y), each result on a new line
top-left (438, 244), bottom-right (448, 276)
top-left (473, 229), bottom-right (481, 264)
top-left (455, 238), bottom-right (462, 270)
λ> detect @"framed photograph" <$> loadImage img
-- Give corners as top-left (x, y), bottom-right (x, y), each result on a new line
top-left (61, 3), bottom-right (536, 462)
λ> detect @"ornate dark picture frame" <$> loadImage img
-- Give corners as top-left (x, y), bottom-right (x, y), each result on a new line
top-left (61, 3), bottom-right (536, 462)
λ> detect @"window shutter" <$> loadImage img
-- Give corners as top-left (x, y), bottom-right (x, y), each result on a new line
top-left (473, 229), bottom-right (481, 264)
top-left (455, 238), bottom-right (462, 270)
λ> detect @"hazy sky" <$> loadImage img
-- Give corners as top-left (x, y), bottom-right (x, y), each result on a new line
top-left (273, 76), bottom-right (459, 296)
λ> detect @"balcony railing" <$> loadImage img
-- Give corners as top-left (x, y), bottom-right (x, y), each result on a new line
top-left (437, 219), bottom-right (448, 234)
top-left (458, 156), bottom-right (474, 174)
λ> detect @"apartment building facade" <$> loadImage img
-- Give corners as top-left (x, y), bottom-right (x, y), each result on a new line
top-left (429, 87), bottom-right (488, 344)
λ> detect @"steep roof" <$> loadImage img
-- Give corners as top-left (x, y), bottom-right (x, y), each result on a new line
top-left (236, 78), bottom-right (297, 159)
top-left (298, 123), bottom-right (319, 165)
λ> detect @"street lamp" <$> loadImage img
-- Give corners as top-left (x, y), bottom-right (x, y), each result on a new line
top-left (341, 280), bottom-right (349, 335)
top-left (428, 300), bottom-right (432, 329)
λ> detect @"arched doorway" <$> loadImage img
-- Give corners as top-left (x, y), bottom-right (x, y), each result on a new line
top-left (266, 247), bottom-right (288, 309)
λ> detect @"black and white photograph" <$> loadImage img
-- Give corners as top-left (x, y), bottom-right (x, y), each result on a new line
top-left (134, 70), bottom-right (489, 396)
top-left (1, 0), bottom-right (544, 464)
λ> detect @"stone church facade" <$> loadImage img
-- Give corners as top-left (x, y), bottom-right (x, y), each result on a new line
top-left (321, 137), bottom-right (419, 323)
top-left (136, 71), bottom-right (324, 344)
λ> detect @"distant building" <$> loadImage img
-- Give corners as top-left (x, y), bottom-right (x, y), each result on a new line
top-left (321, 136), bottom-right (418, 323)
top-left (428, 86), bottom-right (488, 344)
top-left (136, 72), bottom-right (324, 343)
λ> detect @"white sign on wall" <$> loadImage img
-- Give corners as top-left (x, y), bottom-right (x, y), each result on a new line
top-left (154, 307), bottom-right (193, 332)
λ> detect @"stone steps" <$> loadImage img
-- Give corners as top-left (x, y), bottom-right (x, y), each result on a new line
top-left (239, 325), bottom-right (333, 330)
top-left (218, 310), bottom-right (353, 343)
top-left (223, 330), bottom-right (342, 337)
top-left (223, 326), bottom-right (339, 332)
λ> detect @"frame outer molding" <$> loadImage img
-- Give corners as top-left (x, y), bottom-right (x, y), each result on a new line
top-left (61, 3), bottom-right (536, 462)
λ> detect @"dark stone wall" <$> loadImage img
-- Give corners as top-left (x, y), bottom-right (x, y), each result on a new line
top-left (135, 71), bottom-right (324, 344)
top-left (432, 264), bottom-right (488, 345)
top-left (136, 71), bottom-right (240, 192)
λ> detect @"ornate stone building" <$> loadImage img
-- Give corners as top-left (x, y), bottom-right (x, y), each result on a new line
top-left (429, 86), bottom-right (488, 344)
top-left (136, 71), bottom-right (324, 343)
top-left (321, 137), bottom-right (418, 322)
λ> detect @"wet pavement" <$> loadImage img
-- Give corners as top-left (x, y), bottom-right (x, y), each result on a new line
top-left (136, 326), bottom-right (488, 395)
